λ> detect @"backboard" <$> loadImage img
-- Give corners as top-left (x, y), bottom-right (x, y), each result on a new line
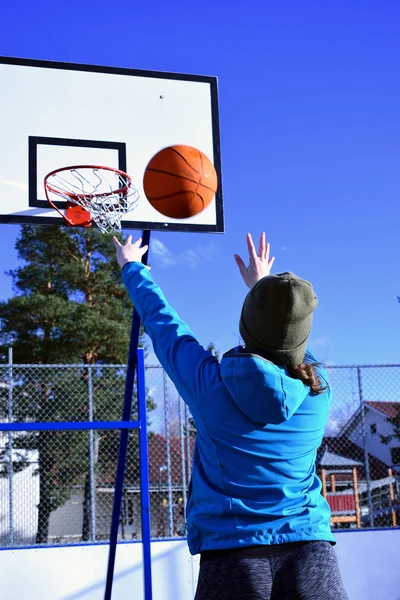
top-left (0, 57), bottom-right (223, 233)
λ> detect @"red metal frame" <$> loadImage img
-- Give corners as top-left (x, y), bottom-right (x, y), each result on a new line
top-left (44, 165), bottom-right (132, 227)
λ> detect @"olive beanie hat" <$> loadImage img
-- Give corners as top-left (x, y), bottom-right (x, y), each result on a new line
top-left (239, 272), bottom-right (318, 367)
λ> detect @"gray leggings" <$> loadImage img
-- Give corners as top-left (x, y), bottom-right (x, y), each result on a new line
top-left (195, 541), bottom-right (348, 600)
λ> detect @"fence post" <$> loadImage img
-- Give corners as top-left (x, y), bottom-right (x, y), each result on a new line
top-left (184, 403), bottom-right (192, 481)
top-left (178, 397), bottom-right (187, 522)
top-left (357, 367), bottom-right (374, 527)
top-left (88, 365), bottom-right (96, 541)
top-left (184, 402), bottom-right (192, 481)
top-left (163, 370), bottom-right (174, 536)
top-left (7, 348), bottom-right (13, 546)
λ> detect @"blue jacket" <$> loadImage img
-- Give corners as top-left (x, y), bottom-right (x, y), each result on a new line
top-left (122, 262), bottom-right (335, 555)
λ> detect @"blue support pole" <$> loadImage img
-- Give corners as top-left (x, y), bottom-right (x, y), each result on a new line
top-left (104, 230), bottom-right (151, 600)
top-left (137, 348), bottom-right (153, 600)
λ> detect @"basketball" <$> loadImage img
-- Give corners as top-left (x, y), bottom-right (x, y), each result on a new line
top-left (143, 145), bottom-right (218, 219)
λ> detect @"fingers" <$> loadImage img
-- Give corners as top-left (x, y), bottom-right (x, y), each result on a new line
top-left (246, 233), bottom-right (257, 261)
top-left (234, 254), bottom-right (246, 276)
top-left (123, 235), bottom-right (148, 249)
top-left (258, 232), bottom-right (266, 258)
top-left (113, 236), bottom-right (122, 247)
top-left (265, 243), bottom-right (275, 266)
top-left (247, 232), bottom-right (271, 261)
top-left (261, 239), bottom-right (274, 262)
top-left (133, 237), bottom-right (144, 247)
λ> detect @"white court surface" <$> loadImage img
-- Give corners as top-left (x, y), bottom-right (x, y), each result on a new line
top-left (1, 531), bottom-right (400, 600)
top-left (0, 57), bottom-right (223, 232)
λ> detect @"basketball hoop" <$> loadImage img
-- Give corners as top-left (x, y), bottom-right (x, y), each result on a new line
top-left (44, 165), bottom-right (140, 233)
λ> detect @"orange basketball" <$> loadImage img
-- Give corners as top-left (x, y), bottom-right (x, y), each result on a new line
top-left (143, 145), bottom-right (218, 219)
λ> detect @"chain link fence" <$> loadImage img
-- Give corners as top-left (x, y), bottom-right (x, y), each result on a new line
top-left (319, 365), bottom-right (400, 530)
top-left (0, 361), bottom-right (399, 548)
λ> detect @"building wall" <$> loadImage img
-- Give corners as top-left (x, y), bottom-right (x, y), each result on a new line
top-left (0, 462), bottom-right (38, 546)
top-left (348, 410), bottom-right (396, 466)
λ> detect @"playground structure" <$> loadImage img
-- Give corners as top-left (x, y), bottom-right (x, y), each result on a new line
top-left (321, 464), bottom-right (398, 528)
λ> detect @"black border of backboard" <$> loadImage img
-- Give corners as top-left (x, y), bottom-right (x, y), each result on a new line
top-left (29, 136), bottom-right (127, 211)
top-left (0, 56), bottom-right (224, 233)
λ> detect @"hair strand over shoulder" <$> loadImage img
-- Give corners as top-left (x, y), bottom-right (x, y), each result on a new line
top-left (287, 362), bottom-right (328, 395)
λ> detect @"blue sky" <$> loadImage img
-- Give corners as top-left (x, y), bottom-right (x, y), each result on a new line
top-left (1, 1), bottom-right (400, 366)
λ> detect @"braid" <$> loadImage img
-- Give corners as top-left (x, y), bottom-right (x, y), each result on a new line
top-left (287, 362), bottom-right (328, 395)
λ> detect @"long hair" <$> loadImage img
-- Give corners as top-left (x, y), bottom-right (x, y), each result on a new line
top-left (287, 361), bottom-right (328, 395)
top-left (243, 344), bottom-right (329, 395)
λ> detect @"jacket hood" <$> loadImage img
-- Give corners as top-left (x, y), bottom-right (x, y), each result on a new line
top-left (220, 347), bottom-right (312, 425)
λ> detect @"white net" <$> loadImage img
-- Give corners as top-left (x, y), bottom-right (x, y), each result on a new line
top-left (45, 167), bottom-right (140, 233)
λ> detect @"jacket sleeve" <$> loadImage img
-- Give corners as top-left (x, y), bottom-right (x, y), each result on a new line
top-left (121, 262), bottom-right (221, 405)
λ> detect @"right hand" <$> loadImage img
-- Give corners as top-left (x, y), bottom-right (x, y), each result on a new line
top-left (113, 235), bottom-right (149, 269)
top-left (234, 233), bottom-right (275, 289)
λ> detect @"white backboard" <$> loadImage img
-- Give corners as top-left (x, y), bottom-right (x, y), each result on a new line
top-left (0, 57), bottom-right (223, 232)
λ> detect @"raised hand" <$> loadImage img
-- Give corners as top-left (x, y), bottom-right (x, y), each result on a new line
top-left (234, 233), bottom-right (275, 289)
top-left (113, 235), bottom-right (149, 269)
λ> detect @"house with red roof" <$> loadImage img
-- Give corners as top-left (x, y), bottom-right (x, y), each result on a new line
top-left (315, 402), bottom-right (400, 528)
top-left (338, 401), bottom-right (400, 469)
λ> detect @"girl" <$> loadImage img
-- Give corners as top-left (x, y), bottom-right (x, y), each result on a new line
top-left (113, 233), bottom-right (348, 600)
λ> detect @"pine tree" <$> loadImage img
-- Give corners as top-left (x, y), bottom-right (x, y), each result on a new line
top-left (0, 225), bottom-right (153, 543)
top-left (0, 225), bottom-right (133, 364)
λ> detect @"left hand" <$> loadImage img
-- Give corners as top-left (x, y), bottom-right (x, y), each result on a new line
top-left (113, 235), bottom-right (149, 269)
